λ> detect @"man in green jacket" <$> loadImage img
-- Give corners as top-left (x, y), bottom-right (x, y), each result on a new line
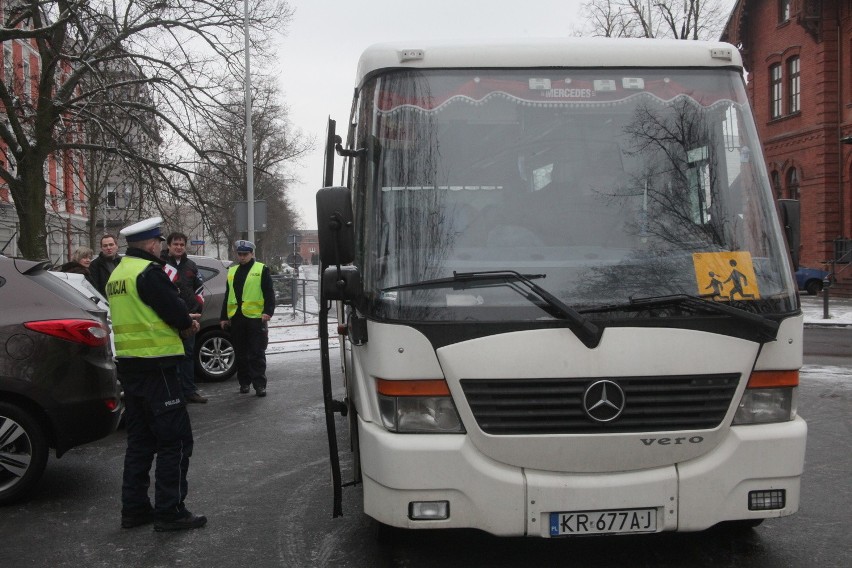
top-left (219, 240), bottom-right (275, 397)
top-left (109, 216), bottom-right (206, 532)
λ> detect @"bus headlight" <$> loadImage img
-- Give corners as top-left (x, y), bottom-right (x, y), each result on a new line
top-left (732, 370), bottom-right (798, 425)
top-left (377, 379), bottom-right (465, 433)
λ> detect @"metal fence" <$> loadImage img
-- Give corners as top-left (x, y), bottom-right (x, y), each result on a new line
top-left (267, 276), bottom-right (334, 347)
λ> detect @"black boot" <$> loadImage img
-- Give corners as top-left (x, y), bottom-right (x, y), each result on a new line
top-left (154, 511), bottom-right (208, 532)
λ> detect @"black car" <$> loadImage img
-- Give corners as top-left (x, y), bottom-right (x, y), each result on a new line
top-left (191, 255), bottom-right (237, 382)
top-left (0, 255), bottom-right (121, 504)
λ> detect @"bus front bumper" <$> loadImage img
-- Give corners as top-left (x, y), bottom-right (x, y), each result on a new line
top-left (359, 416), bottom-right (807, 537)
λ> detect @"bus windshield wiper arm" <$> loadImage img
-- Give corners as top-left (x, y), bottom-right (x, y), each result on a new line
top-left (585, 294), bottom-right (779, 342)
top-left (383, 271), bottom-right (601, 348)
top-left (381, 270), bottom-right (547, 292)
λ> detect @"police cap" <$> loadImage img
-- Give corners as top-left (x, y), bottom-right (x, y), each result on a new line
top-left (120, 216), bottom-right (166, 242)
top-left (234, 239), bottom-right (255, 252)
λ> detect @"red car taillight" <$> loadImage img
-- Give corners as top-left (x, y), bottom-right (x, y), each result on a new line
top-left (24, 319), bottom-right (110, 347)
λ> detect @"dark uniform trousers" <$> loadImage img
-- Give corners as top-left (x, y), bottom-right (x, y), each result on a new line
top-left (231, 315), bottom-right (268, 390)
top-left (120, 364), bottom-right (194, 520)
top-left (178, 335), bottom-right (197, 396)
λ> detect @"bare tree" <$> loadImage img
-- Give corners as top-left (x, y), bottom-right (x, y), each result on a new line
top-left (0, 0), bottom-right (293, 259)
top-left (192, 75), bottom-right (313, 266)
top-left (580, 0), bottom-right (731, 40)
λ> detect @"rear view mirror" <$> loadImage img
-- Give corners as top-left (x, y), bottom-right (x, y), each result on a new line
top-left (322, 265), bottom-right (362, 301)
top-left (777, 199), bottom-right (800, 270)
top-left (316, 186), bottom-right (355, 267)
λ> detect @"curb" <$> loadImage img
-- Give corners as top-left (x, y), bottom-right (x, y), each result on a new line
top-left (804, 321), bottom-right (852, 328)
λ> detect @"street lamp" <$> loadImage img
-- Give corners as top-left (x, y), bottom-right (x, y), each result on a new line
top-left (244, 0), bottom-right (255, 244)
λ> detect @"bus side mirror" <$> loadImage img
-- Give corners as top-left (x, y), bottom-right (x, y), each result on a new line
top-left (322, 265), bottom-right (362, 301)
top-left (316, 186), bottom-right (355, 266)
top-left (777, 199), bottom-right (800, 270)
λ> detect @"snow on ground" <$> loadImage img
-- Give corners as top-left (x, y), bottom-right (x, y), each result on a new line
top-left (801, 364), bottom-right (852, 385)
top-left (267, 298), bottom-right (326, 354)
top-left (800, 294), bottom-right (852, 326)
top-left (266, 265), bottom-right (328, 354)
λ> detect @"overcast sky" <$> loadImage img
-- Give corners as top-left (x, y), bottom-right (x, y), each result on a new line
top-left (273, 0), bottom-right (733, 229)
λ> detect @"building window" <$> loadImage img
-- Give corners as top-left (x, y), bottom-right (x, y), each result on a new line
top-left (3, 43), bottom-right (12, 84)
top-left (771, 171), bottom-right (782, 199)
top-left (787, 57), bottom-right (800, 114)
top-left (770, 64), bottom-right (783, 119)
top-left (786, 168), bottom-right (799, 200)
top-left (21, 56), bottom-right (30, 100)
top-left (778, 0), bottom-right (791, 23)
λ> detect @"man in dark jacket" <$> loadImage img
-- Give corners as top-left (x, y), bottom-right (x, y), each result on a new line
top-left (108, 216), bottom-right (206, 532)
top-left (162, 232), bottom-right (207, 404)
top-left (89, 233), bottom-right (122, 296)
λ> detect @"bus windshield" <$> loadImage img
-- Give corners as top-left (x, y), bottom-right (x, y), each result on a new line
top-left (353, 68), bottom-right (798, 322)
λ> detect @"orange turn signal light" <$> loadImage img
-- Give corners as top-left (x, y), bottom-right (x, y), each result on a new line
top-left (376, 379), bottom-right (450, 397)
top-left (746, 370), bottom-right (799, 388)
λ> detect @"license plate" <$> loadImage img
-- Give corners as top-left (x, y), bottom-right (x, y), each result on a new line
top-left (550, 508), bottom-right (657, 536)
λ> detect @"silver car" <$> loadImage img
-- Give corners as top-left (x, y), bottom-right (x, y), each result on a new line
top-left (190, 255), bottom-right (236, 382)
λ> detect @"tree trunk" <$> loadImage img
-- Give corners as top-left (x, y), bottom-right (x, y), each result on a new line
top-left (12, 162), bottom-right (50, 260)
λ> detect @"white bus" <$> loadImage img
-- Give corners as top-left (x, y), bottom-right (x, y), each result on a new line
top-left (316, 38), bottom-right (806, 537)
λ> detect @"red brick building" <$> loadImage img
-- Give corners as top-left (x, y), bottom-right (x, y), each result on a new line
top-left (722, 1), bottom-right (852, 288)
top-left (298, 230), bottom-right (319, 265)
top-left (1, 11), bottom-right (87, 262)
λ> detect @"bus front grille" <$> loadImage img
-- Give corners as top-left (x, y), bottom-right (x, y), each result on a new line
top-left (459, 374), bottom-right (740, 434)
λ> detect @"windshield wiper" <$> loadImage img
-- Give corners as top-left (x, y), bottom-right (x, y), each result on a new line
top-left (383, 271), bottom-right (601, 348)
top-left (583, 294), bottom-right (780, 342)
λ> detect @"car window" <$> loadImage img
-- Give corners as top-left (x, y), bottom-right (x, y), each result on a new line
top-left (28, 267), bottom-right (104, 311)
top-left (197, 266), bottom-right (219, 281)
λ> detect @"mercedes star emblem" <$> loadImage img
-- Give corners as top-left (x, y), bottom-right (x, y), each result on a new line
top-left (583, 380), bottom-right (626, 423)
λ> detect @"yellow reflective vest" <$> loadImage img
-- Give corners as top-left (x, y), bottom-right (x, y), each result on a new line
top-left (226, 261), bottom-right (266, 318)
top-left (107, 257), bottom-right (184, 358)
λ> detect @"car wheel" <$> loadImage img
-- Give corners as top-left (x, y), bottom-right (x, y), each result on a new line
top-left (0, 402), bottom-right (49, 505)
top-left (195, 329), bottom-right (236, 382)
top-left (805, 279), bottom-right (823, 295)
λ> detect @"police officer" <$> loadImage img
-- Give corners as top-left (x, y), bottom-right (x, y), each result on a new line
top-left (108, 217), bottom-right (207, 531)
top-left (219, 240), bottom-right (275, 397)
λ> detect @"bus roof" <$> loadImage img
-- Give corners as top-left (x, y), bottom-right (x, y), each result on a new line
top-left (356, 38), bottom-right (742, 85)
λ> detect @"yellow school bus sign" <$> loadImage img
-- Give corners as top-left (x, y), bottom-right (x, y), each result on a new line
top-left (692, 251), bottom-right (760, 300)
